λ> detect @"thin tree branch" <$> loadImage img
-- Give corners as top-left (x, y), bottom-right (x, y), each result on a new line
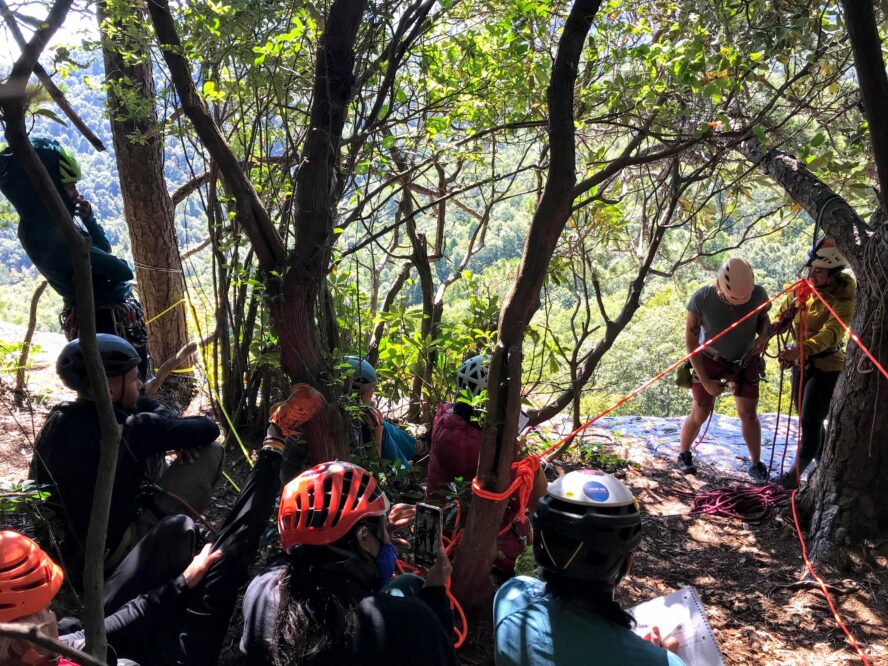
top-left (0, 624), bottom-right (108, 666)
top-left (0, 0), bottom-right (106, 151)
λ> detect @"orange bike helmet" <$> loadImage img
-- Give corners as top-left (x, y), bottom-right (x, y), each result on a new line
top-left (0, 531), bottom-right (64, 622)
top-left (278, 461), bottom-right (390, 550)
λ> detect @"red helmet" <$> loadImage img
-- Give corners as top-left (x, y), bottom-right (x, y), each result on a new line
top-left (278, 461), bottom-right (390, 550)
top-left (0, 531), bottom-right (64, 622)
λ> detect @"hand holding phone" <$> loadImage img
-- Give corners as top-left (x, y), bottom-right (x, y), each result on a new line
top-left (413, 503), bottom-right (442, 568)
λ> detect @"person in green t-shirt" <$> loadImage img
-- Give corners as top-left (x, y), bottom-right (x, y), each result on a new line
top-left (678, 257), bottom-right (772, 482)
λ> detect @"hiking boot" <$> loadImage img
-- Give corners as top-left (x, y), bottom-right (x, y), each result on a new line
top-left (779, 470), bottom-right (800, 490)
top-left (748, 462), bottom-right (769, 485)
top-left (270, 383), bottom-right (326, 437)
top-left (677, 451), bottom-right (697, 474)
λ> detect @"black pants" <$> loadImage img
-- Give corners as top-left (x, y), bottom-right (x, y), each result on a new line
top-left (791, 366), bottom-right (840, 468)
top-left (61, 452), bottom-right (282, 666)
top-left (103, 514), bottom-right (196, 614)
top-left (154, 449), bottom-right (282, 666)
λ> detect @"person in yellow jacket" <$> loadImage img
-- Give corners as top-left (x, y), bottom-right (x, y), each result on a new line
top-left (774, 238), bottom-right (855, 488)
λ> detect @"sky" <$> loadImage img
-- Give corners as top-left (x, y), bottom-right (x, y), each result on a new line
top-left (1, 1), bottom-right (98, 69)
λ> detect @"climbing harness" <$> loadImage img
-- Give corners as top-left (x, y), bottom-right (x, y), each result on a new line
top-left (452, 277), bottom-right (882, 662)
top-left (61, 297), bottom-right (149, 346)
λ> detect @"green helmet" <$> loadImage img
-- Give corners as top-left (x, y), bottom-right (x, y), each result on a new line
top-left (57, 144), bottom-right (81, 184)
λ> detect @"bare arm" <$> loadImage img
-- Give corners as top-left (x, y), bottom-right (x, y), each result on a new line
top-left (685, 312), bottom-right (709, 381)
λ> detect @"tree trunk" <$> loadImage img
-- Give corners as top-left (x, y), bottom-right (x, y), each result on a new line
top-left (737, 139), bottom-right (888, 566)
top-left (451, 0), bottom-right (602, 606)
top-left (148, 0), bottom-right (367, 462)
top-left (268, 0), bottom-right (369, 462)
top-left (98, 3), bottom-right (192, 402)
top-left (14, 280), bottom-right (47, 409)
top-left (805, 273), bottom-right (888, 564)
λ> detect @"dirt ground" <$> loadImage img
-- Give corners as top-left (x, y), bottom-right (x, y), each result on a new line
top-left (1, 370), bottom-right (886, 665)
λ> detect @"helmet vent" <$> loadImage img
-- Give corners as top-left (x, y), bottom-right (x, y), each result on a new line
top-left (330, 473), bottom-right (349, 527)
top-left (11, 577), bottom-right (44, 592)
top-left (355, 474), bottom-right (370, 509)
top-left (0, 554), bottom-right (27, 573)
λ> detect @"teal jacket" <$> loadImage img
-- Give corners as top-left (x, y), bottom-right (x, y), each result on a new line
top-left (0, 139), bottom-right (133, 308)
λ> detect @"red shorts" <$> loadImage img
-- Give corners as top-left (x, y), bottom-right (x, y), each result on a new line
top-left (691, 354), bottom-right (761, 410)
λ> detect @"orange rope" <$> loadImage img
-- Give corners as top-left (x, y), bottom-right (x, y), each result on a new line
top-left (395, 558), bottom-right (468, 649)
top-left (805, 280), bottom-right (888, 381)
top-left (471, 455), bottom-right (541, 536)
top-left (789, 281), bottom-right (871, 665)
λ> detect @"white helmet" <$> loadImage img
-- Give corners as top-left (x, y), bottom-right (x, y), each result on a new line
top-left (457, 354), bottom-right (488, 396)
top-left (716, 258), bottom-right (755, 305)
top-left (807, 238), bottom-right (848, 271)
top-left (532, 470), bottom-right (641, 586)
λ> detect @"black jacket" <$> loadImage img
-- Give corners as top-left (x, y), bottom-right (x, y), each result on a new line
top-left (29, 396), bottom-right (219, 571)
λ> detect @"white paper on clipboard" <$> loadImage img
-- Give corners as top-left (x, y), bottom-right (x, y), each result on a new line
top-left (628, 586), bottom-right (724, 666)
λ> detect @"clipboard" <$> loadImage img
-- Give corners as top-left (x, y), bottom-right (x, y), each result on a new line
top-left (628, 586), bottom-right (724, 666)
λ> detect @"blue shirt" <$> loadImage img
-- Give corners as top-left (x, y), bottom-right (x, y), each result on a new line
top-left (494, 577), bottom-right (686, 666)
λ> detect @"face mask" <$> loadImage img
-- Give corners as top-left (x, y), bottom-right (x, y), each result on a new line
top-left (375, 542), bottom-right (397, 590)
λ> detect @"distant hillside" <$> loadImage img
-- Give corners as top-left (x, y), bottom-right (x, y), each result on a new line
top-left (0, 54), bottom-right (206, 280)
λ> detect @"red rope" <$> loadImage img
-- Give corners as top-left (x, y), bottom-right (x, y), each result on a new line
top-left (805, 280), bottom-right (888, 381)
top-left (456, 277), bottom-right (878, 661)
top-left (788, 281), bottom-right (872, 665)
top-left (468, 279), bottom-right (805, 512)
top-left (395, 558), bottom-right (468, 649)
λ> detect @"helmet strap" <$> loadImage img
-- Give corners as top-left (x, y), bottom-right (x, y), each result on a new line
top-left (562, 542), bottom-right (584, 572)
top-left (540, 530), bottom-right (584, 572)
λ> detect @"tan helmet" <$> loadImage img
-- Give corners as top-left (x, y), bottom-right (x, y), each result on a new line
top-left (716, 258), bottom-right (755, 305)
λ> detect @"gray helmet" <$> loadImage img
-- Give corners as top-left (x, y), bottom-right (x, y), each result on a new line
top-left (456, 354), bottom-right (488, 396)
top-left (57, 334), bottom-right (141, 393)
top-left (532, 470), bottom-right (642, 588)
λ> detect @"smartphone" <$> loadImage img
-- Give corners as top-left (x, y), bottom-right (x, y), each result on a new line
top-left (413, 503), bottom-right (443, 567)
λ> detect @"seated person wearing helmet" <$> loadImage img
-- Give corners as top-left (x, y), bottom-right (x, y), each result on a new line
top-left (426, 354), bottom-right (545, 575)
top-left (29, 334), bottom-right (223, 579)
top-left (772, 238), bottom-right (855, 489)
top-left (0, 526), bottom-right (218, 666)
top-left (677, 258), bottom-right (771, 483)
top-left (0, 138), bottom-right (148, 377)
top-left (240, 460), bottom-right (458, 666)
top-left (3, 390), bottom-right (325, 666)
top-left (494, 470), bottom-right (685, 666)
top-left (344, 355), bottom-right (416, 468)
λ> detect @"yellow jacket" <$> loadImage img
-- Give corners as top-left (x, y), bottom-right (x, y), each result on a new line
top-left (775, 273), bottom-right (856, 372)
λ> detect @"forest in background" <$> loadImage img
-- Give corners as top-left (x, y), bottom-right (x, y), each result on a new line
top-left (2, 1), bottom-right (887, 659)
top-left (1, 44), bottom-right (824, 422)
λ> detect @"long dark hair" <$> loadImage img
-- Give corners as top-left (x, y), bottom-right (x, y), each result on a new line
top-left (272, 521), bottom-right (379, 665)
top-left (452, 400), bottom-right (479, 428)
top-left (542, 570), bottom-right (635, 629)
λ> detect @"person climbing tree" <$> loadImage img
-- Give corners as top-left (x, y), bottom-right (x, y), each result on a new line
top-left (774, 238), bottom-right (856, 489)
top-left (677, 258), bottom-right (772, 483)
top-left (0, 137), bottom-right (150, 378)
